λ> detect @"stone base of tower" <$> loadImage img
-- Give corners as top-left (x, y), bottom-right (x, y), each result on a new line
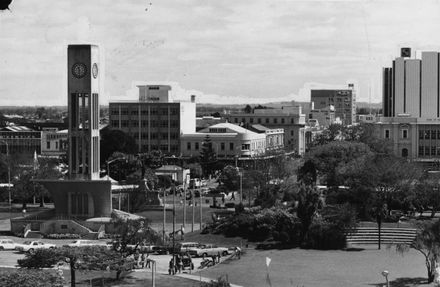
top-left (38, 180), bottom-right (112, 219)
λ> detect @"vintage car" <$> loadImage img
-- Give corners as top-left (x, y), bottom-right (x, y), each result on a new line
top-left (15, 241), bottom-right (56, 253)
top-left (187, 244), bottom-right (229, 258)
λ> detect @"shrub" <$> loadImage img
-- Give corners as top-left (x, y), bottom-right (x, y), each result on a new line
top-left (303, 222), bottom-right (346, 250)
top-left (201, 276), bottom-right (231, 287)
top-left (46, 233), bottom-right (81, 239)
top-left (0, 269), bottom-right (64, 287)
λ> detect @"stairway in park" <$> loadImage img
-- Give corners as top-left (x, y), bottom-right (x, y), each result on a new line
top-left (346, 226), bottom-right (417, 245)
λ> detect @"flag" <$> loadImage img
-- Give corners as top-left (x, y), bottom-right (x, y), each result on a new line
top-left (266, 257), bottom-right (271, 267)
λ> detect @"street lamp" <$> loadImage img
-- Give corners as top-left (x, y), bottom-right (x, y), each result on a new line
top-left (0, 140), bottom-right (11, 210)
top-left (381, 270), bottom-right (389, 287)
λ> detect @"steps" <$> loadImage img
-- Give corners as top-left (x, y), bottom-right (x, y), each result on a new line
top-left (346, 227), bottom-right (417, 245)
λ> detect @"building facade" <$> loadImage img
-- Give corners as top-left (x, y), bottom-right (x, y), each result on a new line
top-left (41, 128), bottom-right (68, 157)
top-left (383, 48), bottom-right (440, 118)
top-left (377, 48), bottom-right (440, 162)
top-left (181, 123), bottom-right (266, 158)
top-left (310, 84), bottom-right (357, 125)
top-left (0, 125), bottom-right (41, 155)
top-left (109, 85), bottom-right (196, 156)
top-left (224, 106), bottom-right (306, 154)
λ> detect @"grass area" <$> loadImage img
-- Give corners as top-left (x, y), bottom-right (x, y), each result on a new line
top-left (199, 246), bottom-right (432, 287)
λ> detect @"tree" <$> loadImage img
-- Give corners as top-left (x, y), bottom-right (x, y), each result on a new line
top-left (18, 246), bottom-right (120, 287)
top-left (295, 184), bottom-right (324, 241)
top-left (100, 127), bottom-right (137, 164)
top-left (243, 104), bottom-right (253, 114)
top-left (110, 217), bottom-right (162, 278)
top-left (307, 141), bottom-right (372, 188)
top-left (199, 135), bottom-right (217, 177)
top-left (218, 165), bottom-right (240, 191)
top-left (394, 220), bottom-right (440, 283)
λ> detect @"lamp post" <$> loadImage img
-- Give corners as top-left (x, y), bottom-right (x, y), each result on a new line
top-left (0, 140), bottom-right (11, 211)
top-left (381, 270), bottom-right (389, 287)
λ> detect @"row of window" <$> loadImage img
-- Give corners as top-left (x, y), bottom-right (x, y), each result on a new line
top-left (384, 129), bottom-right (409, 139)
top-left (111, 120), bottom-right (179, 128)
top-left (141, 144), bottom-right (179, 153)
top-left (111, 108), bottom-right (179, 116)
top-left (233, 117), bottom-right (292, 125)
top-left (187, 142), bottom-right (234, 151)
top-left (418, 130), bottom-right (440, 140)
top-left (418, 146), bottom-right (440, 156)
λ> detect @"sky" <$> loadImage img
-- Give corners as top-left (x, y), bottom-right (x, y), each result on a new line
top-left (1, 0), bottom-right (440, 106)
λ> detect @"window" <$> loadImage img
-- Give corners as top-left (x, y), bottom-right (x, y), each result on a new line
top-left (425, 131), bottom-right (430, 139)
top-left (195, 142), bottom-right (199, 150)
top-left (402, 148), bottom-right (409, 157)
top-left (432, 130), bottom-right (437, 140)
top-left (432, 146), bottom-right (437, 156)
top-left (385, 130), bottom-right (390, 139)
top-left (250, 118), bottom-right (254, 123)
top-left (419, 146), bottom-right (424, 156)
top-left (141, 110), bottom-right (148, 115)
top-left (257, 118), bottom-right (261, 124)
top-left (230, 142), bottom-right (234, 151)
top-left (221, 142), bottom-right (225, 151)
top-left (274, 118), bottom-right (278, 124)
top-left (265, 118), bottom-right (269, 124)
top-left (111, 120), bottom-right (118, 127)
top-left (234, 118), bottom-right (238, 123)
top-left (402, 129), bottom-right (408, 139)
top-left (291, 130), bottom-right (294, 136)
top-left (161, 133), bottom-right (168, 139)
top-left (281, 118), bottom-right (285, 124)
top-left (141, 120), bottom-right (148, 126)
top-left (420, 130), bottom-right (425, 139)
top-left (55, 141), bottom-right (58, 149)
top-left (187, 142), bottom-right (191, 150)
top-left (131, 110), bottom-right (138, 115)
top-left (46, 141), bottom-right (50, 149)
top-left (242, 144), bottom-right (250, 150)
top-left (425, 146), bottom-right (430, 156)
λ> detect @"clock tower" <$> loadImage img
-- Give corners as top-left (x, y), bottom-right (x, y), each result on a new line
top-left (67, 45), bottom-right (100, 180)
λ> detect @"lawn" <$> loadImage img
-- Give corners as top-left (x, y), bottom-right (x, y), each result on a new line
top-left (198, 246), bottom-right (432, 287)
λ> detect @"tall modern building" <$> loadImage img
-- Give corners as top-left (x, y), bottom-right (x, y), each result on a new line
top-left (310, 84), bottom-right (357, 125)
top-left (377, 48), bottom-right (440, 162)
top-left (383, 48), bottom-right (440, 118)
top-left (109, 85), bottom-right (196, 155)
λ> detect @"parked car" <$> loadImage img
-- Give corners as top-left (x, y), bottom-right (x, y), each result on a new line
top-left (15, 241), bottom-right (56, 253)
top-left (65, 240), bottom-right (108, 248)
top-left (187, 244), bottom-right (229, 258)
top-left (178, 242), bottom-right (200, 253)
top-left (0, 239), bottom-right (16, 250)
top-left (126, 243), bottom-right (156, 253)
top-left (152, 245), bottom-right (174, 255)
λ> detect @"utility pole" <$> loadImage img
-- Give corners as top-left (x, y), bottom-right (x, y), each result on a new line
top-left (172, 185), bottom-right (176, 269)
top-left (162, 188), bottom-right (166, 243)
top-left (191, 188), bottom-right (195, 232)
top-left (199, 191), bottom-right (203, 230)
top-left (183, 173), bottom-right (187, 229)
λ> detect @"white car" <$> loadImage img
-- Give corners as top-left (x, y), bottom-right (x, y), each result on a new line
top-left (188, 244), bottom-right (229, 258)
top-left (66, 240), bottom-right (108, 248)
top-left (0, 239), bottom-right (16, 250)
top-left (15, 241), bottom-right (56, 253)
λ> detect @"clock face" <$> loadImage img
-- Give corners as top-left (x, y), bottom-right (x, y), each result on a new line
top-left (92, 63), bottom-right (98, 79)
top-left (72, 62), bottom-right (87, 79)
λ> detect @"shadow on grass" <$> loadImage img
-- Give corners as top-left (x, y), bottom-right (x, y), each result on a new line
top-left (369, 277), bottom-right (429, 287)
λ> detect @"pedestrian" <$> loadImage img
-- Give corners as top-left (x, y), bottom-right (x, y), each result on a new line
top-left (235, 246), bottom-right (241, 259)
top-left (134, 251), bottom-right (140, 269)
top-left (140, 252), bottom-right (146, 268)
top-left (211, 255), bottom-right (216, 265)
top-left (168, 259), bottom-right (174, 275)
top-left (145, 252), bottom-right (151, 268)
top-left (177, 255), bottom-right (183, 273)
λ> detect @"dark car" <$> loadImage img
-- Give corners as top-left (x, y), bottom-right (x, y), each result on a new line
top-left (152, 245), bottom-right (174, 255)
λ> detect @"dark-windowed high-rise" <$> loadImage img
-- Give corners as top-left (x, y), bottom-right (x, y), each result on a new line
top-left (109, 85), bottom-right (196, 155)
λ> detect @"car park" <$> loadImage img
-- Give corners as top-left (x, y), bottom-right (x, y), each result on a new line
top-left (15, 241), bottom-right (56, 253)
top-left (187, 244), bottom-right (229, 258)
top-left (0, 239), bottom-right (16, 250)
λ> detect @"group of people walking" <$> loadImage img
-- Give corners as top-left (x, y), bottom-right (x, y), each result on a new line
top-left (133, 251), bottom-right (151, 269)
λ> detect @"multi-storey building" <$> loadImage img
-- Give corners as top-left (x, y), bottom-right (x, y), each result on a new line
top-left (109, 85), bottom-right (196, 155)
top-left (310, 84), bottom-right (357, 125)
top-left (40, 128), bottom-right (68, 157)
top-left (0, 125), bottom-right (41, 155)
top-left (377, 48), bottom-right (440, 162)
top-left (224, 106), bottom-right (306, 154)
top-left (181, 123), bottom-right (266, 158)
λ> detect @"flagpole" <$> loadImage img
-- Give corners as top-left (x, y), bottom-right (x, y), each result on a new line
top-left (265, 257), bottom-right (272, 287)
